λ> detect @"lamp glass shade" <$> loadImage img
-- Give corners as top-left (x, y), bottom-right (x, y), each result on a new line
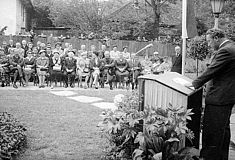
top-left (210, 0), bottom-right (225, 14)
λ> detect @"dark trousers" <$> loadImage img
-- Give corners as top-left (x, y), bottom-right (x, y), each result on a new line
top-left (200, 104), bottom-right (233, 160)
top-left (12, 67), bottom-right (24, 83)
top-left (63, 71), bottom-right (75, 85)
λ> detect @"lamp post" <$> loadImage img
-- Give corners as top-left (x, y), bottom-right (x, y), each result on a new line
top-left (210, 0), bottom-right (225, 29)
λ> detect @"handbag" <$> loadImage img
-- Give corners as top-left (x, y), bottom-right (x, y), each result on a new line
top-left (40, 68), bottom-right (48, 71)
top-left (53, 65), bottom-right (61, 71)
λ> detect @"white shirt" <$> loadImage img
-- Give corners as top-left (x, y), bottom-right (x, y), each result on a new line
top-left (110, 51), bottom-right (120, 60)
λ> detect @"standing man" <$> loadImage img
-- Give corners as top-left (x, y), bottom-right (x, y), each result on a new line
top-left (171, 46), bottom-right (182, 74)
top-left (186, 29), bottom-right (235, 160)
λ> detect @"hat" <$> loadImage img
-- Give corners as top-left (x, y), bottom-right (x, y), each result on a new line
top-left (55, 42), bottom-right (62, 47)
top-left (153, 52), bottom-right (159, 55)
top-left (81, 52), bottom-right (87, 56)
top-left (39, 50), bottom-right (46, 54)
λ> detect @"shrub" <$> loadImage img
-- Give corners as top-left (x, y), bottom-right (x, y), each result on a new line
top-left (0, 112), bottom-right (27, 160)
top-left (100, 91), bottom-right (199, 160)
top-left (187, 35), bottom-right (210, 61)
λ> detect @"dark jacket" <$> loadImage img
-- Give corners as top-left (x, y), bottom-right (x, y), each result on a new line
top-left (63, 57), bottom-right (76, 72)
top-left (171, 54), bottom-right (182, 74)
top-left (24, 57), bottom-right (36, 71)
top-left (192, 41), bottom-right (235, 105)
top-left (10, 55), bottom-right (24, 67)
top-left (89, 58), bottom-right (102, 71)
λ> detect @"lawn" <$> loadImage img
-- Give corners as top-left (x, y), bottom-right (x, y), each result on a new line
top-left (0, 89), bottom-right (126, 160)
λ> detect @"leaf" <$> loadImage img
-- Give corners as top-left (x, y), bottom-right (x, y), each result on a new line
top-left (132, 149), bottom-right (144, 160)
top-left (134, 132), bottom-right (145, 146)
top-left (166, 137), bottom-right (179, 142)
top-left (153, 152), bottom-right (162, 160)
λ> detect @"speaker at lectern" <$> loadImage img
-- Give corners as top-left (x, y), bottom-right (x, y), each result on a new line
top-left (138, 72), bottom-right (202, 149)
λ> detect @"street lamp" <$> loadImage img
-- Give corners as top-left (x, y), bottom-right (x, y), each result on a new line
top-left (210, 0), bottom-right (225, 29)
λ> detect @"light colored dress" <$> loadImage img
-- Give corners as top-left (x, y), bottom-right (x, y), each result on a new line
top-left (36, 56), bottom-right (49, 76)
top-left (110, 51), bottom-right (120, 60)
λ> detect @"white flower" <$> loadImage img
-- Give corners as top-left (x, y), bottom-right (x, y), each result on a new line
top-left (114, 94), bottom-right (125, 107)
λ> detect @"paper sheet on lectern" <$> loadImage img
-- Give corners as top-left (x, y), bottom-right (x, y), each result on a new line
top-left (173, 77), bottom-right (190, 86)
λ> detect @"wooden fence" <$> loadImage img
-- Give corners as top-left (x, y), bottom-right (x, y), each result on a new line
top-left (0, 36), bottom-right (176, 57)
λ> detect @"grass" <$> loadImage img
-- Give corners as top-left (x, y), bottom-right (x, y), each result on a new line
top-left (0, 89), bottom-right (127, 160)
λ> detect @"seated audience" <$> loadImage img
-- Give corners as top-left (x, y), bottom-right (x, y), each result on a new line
top-left (36, 50), bottom-right (49, 88)
top-left (100, 51), bottom-right (115, 90)
top-left (98, 45), bottom-right (106, 59)
top-left (123, 46), bottom-right (131, 62)
top-left (77, 45), bottom-right (87, 57)
top-left (2, 41), bottom-right (8, 55)
top-left (76, 52), bottom-right (90, 89)
top-left (115, 52), bottom-right (129, 89)
top-left (88, 45), bottom-right (96, 59)
top-left (63, 51), bottom-right (76, 88)
top-left (23, 51), bottom-right (36, 86)
top-left (27, 42), bottom-right (34, 52)
top-left (10, 52), bottom-right (25, 88)
top-left (21, 40), bottom-right (28, 58)
top-left (14, 43), bottom-right (24, 58)
top-left (110, 45), bottom-right (120, 60)
top-left (7, 40), bottom-right (15, 52)
top-left (128, 53), bottom-right (142, 89)
top-left (141, 55), bottom-right (152, 75)
top-left (50, 52), bottom-right (62, 88)
top-left (0, 48), bottom-right (10, 87)
top-left (89, 51), bottom-right (101, 89)
top-left (36, 41), bottom-right (41, 52)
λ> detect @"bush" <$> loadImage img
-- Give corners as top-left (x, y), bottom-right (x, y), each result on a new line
top-left (100, 91), bottom-right (199, 160)
top-left (0, 112), bottom-right (27, 160)
top-left (187, 35), bottom-right (210, 61)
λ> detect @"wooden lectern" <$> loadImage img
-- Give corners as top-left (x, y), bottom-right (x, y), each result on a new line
top-left (138, 72), bottom-right (202, 148)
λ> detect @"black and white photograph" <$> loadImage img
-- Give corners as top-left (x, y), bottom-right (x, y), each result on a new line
top-left (0, 0), bottom-right (234, 160)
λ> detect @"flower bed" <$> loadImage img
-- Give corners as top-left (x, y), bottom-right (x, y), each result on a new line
top-left (100, 91), bottom-right (200, 160)
top-left (0, 112), bottom-right (27, 160)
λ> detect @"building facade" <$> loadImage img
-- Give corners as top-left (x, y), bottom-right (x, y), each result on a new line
top-left (0, 0), bottom-right (33, 35)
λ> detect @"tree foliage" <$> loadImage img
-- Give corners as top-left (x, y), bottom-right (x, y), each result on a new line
top-left (32, 0), bottom-right (54, 27)
top-left (32, 0), bottom-right (235, 41)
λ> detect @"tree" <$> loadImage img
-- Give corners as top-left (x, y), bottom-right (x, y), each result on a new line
top-left (32, 0), bottom-right (54, 27)
top-left (144, 0), bottom-right (178, 39)
top-left (48, 0), bottom-right (104, 37)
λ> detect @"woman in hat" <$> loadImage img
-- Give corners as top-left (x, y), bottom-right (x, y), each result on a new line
top-left (36, 50), bottom-right (49, 88)
top-left (23, 51), bottom-right (36, 86)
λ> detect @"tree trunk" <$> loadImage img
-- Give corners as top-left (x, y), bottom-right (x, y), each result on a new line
top-left (151, 0), bottom-right (160, 40)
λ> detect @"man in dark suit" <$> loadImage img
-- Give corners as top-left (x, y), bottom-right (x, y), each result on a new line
top-left (10, 53), bottom-right (26, 88)
top-left (63, 51), bottom-right (76, 88)
top-left (21, 40), bottom-right (29, 58)
top-left (187, 29), bottom-right (235, 160)
top-left (171, 46), bottom-right (182, 74)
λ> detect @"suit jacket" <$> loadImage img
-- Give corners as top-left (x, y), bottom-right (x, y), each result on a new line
top-left (192, 40), bottom-right (235, 105)
top-left (22, 45), bottom-right (29, 58)
top-left (171, 54), bottom-right (182, 74)
top-left (63, 57), bottom-right (76, 71)
top-left (89, 58), bottom-right (101, 71)
top-left (10, 55), bottom-right (24, 67)
top-left (24, 57), bottom-right (36, 69)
